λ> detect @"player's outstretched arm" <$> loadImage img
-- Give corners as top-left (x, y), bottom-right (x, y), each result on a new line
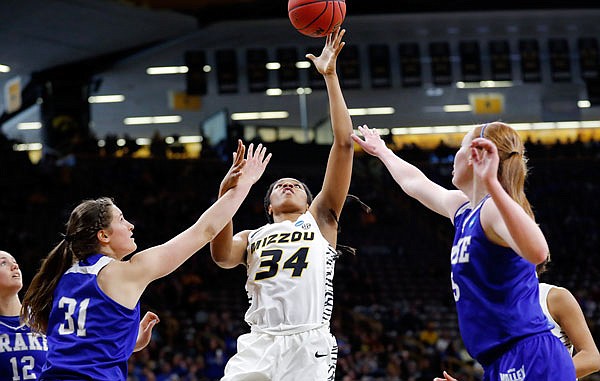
top-left (113, 142), bottom-right (270, 307)
top-left (306, 28), bottom-right (353, 241)
top-left (352, 125), bottom-right (466, 220)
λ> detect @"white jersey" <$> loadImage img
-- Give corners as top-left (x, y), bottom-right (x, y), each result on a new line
top-left (244, 211), bottom-right (337, 335)
top-left (539, 282), bottom-right (574, 355)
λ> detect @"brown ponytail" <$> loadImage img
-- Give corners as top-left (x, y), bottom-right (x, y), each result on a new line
top-left (477, 122), bottom-right (534, 219)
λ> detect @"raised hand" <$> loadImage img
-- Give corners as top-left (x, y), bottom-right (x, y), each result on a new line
top-left (470, 137), bottom-right (500, 187)
top-left (219, 140), bottom-right (247, 196)
top-left (351, 124), bottom-right (388, 157)
top-left (237, 142), bottom-right (271, 186)
top-left (305, 27), bottom-right (346, 76)
top-left (434, 370), bottom-right (459, 381)
top-left (135, 311), bottom-right (160, 351)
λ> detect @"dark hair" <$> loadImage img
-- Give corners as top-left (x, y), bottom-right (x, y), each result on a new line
top-left (536, 252), bottom-right (552, 276)
top-left (263, 179), bottom-right (314, 223)
top-left (21, 197), bottom-right (114, 333)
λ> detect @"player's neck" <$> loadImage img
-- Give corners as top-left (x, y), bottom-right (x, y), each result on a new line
top-left (468, 180), bottom-right (489, 206)
top-left (272, 211), bottom-right (305, 223)
top-left (0, 294), bottom-right (21, 317)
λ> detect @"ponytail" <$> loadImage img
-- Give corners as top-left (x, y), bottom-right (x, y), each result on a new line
top-left (21, 240), bottom-right (74, 334)
top-left (478, 122), bottom-right (534, 220)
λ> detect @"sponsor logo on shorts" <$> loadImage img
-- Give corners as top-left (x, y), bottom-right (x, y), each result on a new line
top-left (500, 365), bottom-right (526, 381)
top-left (315, 351), bottom-right (327, 358)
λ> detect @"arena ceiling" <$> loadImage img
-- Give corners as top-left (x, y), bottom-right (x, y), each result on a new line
top-left (1, 0), bottom-right (599, 144)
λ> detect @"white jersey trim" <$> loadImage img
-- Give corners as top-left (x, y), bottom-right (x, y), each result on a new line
top-left (0, 319), bottom-right (25, 330)
top-left (539, 282), bottom-right (574, 354)
top-left (65, 255), bottom-right (113, 275)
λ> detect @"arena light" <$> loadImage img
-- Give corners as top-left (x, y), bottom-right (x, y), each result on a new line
top-left (178, 135), bottom-right (203, 143)
top-left (581, 121), bottom-right (600, 128)
top-left (348, 107), bottom-right (395, 116)
top-left (531, 122), bottom-right (556, 130)
top-left (556, 122), bottom-right (581, 129)
top-left (146, 66), bottom-right (188, 75)
top-left (456, 81), bottom-right (513, 89)
top-left (432, 125), bottom-right (460, 133)
top-left (231, 111), bottom-right (289, 120)
top-left (17, 122), bottom-right (42, 130)
top-left (266, 62), bottom-right (281, 70)
top-left (0, 64), bottom-right (10, 73)
top-left (88, 95), bottom-right (125, 103)
top-left (296, 87), bottom-right (312, 95)
top-left (124, 115), bottom-right (182, 125)
top-left (266, 88), bottom-right (312, 96)
top-left (578, 100), bottom-right (591, 108)
top-left (510, 123), bottom-right (532, 131)
top-left (443, 104), bottom-right (472, 112)
top-left (295, 61), bottom-right (311, 69)
top-left (384, 120), bottom-right (600, 136)
top-left (13, 143), bottom-right (42, 151)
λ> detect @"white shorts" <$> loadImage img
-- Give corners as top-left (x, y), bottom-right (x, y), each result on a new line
top-left (221, 326), bottom-right (337, 381)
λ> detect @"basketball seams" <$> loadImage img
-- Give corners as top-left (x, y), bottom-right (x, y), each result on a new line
top-left (294, 2), bottom-right (329, 32)
top-left (288, 0), bottom-right (346, 37)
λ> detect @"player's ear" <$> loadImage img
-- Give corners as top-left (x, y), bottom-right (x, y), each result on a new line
top-left (97, 230), bottom-right (109, 243)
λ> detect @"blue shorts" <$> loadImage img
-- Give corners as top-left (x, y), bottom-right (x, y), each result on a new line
top-left (483, 332), bottom-right (575, 381)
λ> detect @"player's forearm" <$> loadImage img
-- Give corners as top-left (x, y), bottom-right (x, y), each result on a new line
top-left (378, 148), bottom-right (425, 195)
top-left (324, 74), bottom-right (353, 143)
top-left (487, 180), bottom-right (548, 264)
top-left (573, 350), bottom-right (600, 378)
top-left (210, 223), bottom-right (236, 268)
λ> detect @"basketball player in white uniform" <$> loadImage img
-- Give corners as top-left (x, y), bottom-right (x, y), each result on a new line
top-left (210, 27), bottom-right (353, 381)
top-left (538, 281), bottom-right (600, 379)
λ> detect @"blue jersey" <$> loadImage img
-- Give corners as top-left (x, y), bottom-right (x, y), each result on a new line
top-left (41, 254), bottom-right (140, 381)
top-left (451, 197), bottom-right (551, 362)
top-left (0, 315), bottom-right (47, 380)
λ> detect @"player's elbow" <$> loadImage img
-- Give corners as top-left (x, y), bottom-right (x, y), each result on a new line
top-left (212, 257), bottom-right (239, 269)
top-left (333, 134), bottom-right (355, 150)
top-left (210, 250), bottom-right (239, 269)
top-left (528, 249), bottom-right (548, 265)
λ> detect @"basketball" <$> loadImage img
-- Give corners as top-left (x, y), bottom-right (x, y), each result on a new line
top-left (288, 0), bottom-right (346, 38)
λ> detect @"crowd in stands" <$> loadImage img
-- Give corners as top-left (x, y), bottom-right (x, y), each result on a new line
top-left (0, 132), bottom-right (599, 380)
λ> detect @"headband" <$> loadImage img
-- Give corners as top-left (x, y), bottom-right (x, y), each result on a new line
top-left (480, 123), bottom-right (488, 138)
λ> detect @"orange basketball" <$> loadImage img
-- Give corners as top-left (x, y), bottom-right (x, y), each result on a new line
top-left (288, 0), bottom-right (346, 38)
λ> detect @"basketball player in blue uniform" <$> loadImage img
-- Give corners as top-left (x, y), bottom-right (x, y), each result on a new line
top-left (352, 122), bottom-right (575, 380)
top-left (210, 27), bottom-right (353, 381)
top-left (0, 250), bottom-right (47, 380)
top-left (434, 263), bottom-right (600, 381)
top-left (20, 141), bottom-right (270, 381)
